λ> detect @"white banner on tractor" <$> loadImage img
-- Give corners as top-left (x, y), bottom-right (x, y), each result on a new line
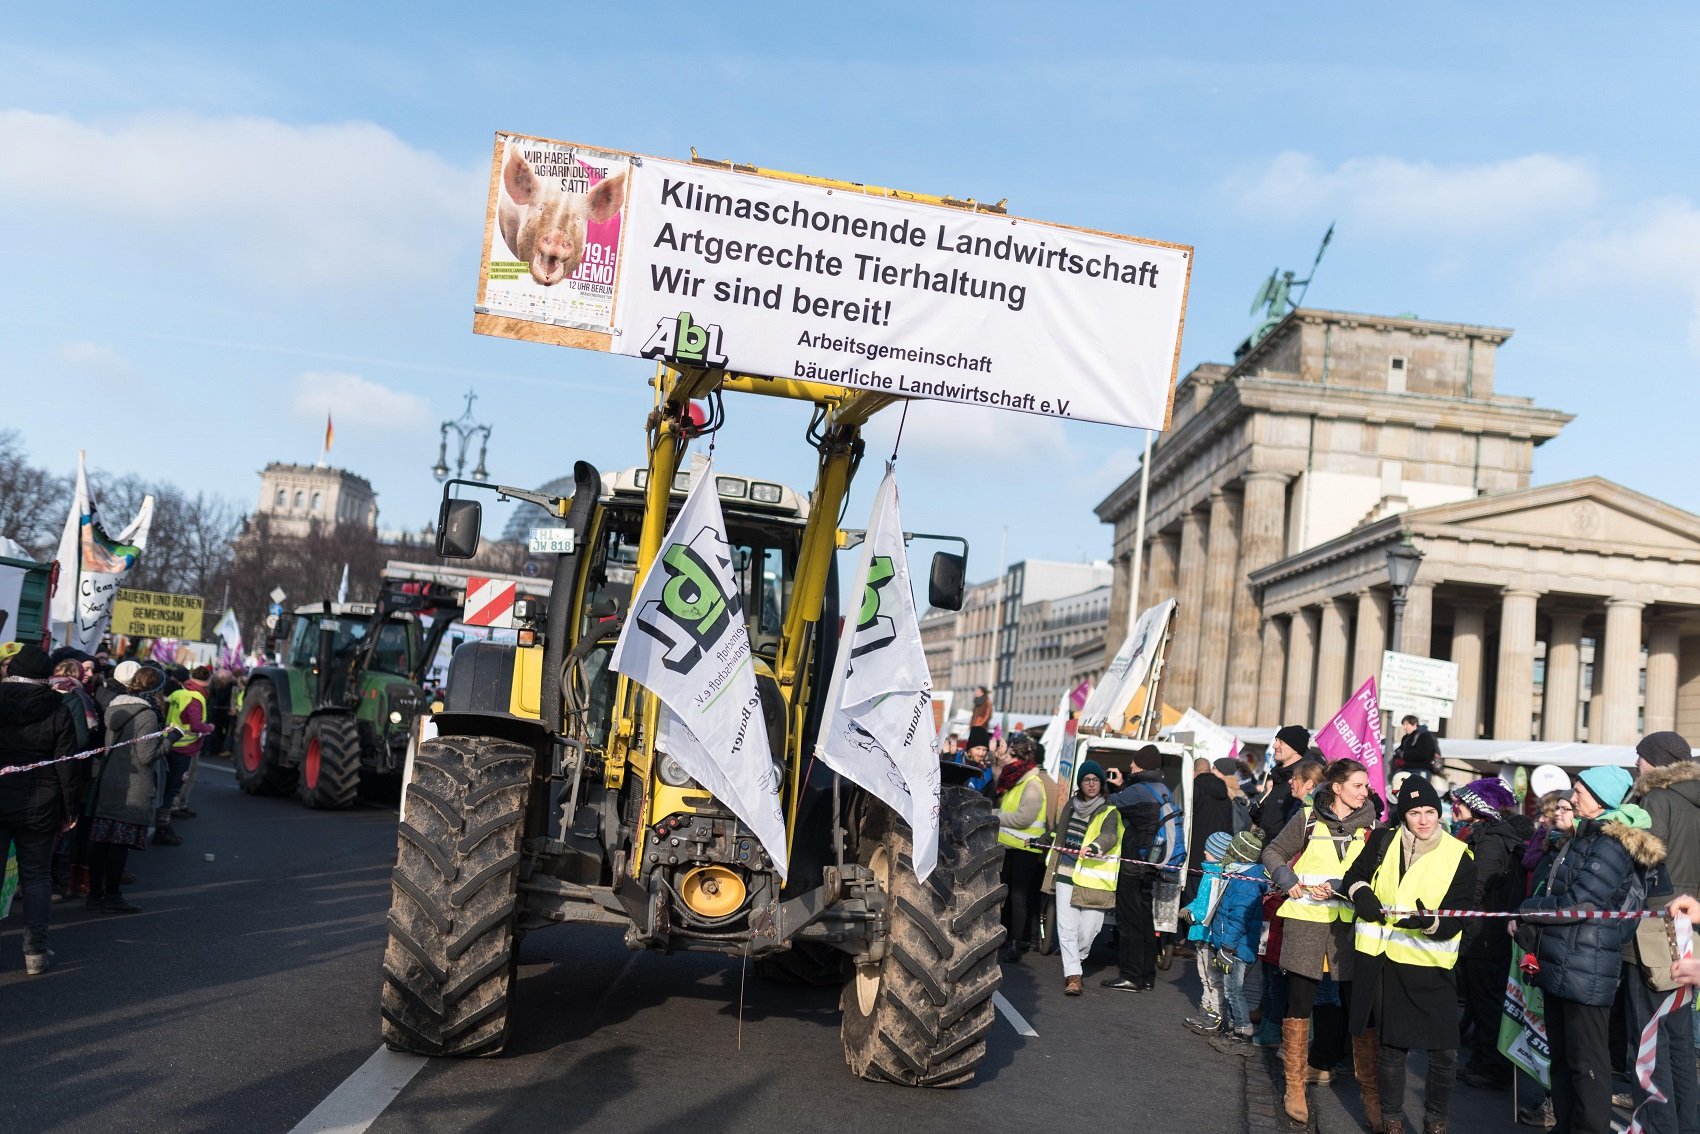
top-left (475, 133), bottom-right (1193, 431)
top-left (1078, 598), bottom-right (1175, 729)
top-left (608, 462), bottom-right (787, 875)
top-left (816, 468), bottom-right (942, 881)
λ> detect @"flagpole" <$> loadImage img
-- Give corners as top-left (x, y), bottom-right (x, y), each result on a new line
top-left (1126, 428), bottom-right (1152, 635)
top-left (990, 525), bottom-right (1007, 712)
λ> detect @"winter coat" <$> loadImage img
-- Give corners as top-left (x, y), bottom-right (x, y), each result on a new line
top-left (1462, 814), bottom-right (1534, 960)
top-left (1252, 759), bottom-right (1300, 839)
top-left (1632, 761), bottom-right (1700, 899)
top-left (1042, 797), bottom-right (1122, 910)
top-left (1108, 768), bottom-right (1166, 877)
top-left (1520, 816), bottom-right (1667, 1007)
top-left (1345, 826), bottom-right (1478, 1051)
top-left (0, 677), bottom-right (82, 832)
top-left (1192, 772), bottom-right (1235, 847)
top-left (1392, 726), bottom-right (1440, 775)
top-left (1210, 864), bottom-right (1268, 963)
top-left (1260, 785), bottom-right (1379, 982)
top-left (95, 694), bottom-right (171, 827)
top-left (1184, 862), bottom-right (1224, 943)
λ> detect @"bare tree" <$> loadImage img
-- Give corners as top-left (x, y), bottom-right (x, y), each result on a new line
top-left (0, 431), bottom-right (70, 559)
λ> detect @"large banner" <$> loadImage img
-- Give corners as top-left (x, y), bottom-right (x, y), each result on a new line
top-left (1078, 599), bottom-right (1175, 728)
top-left (49, 452), bottom-right (155, 652)
top-left (112, 588), bottom-right (204, 639)
top-left (1316, 677), bottom-right (1389, 814)
top-left (475, 133), bottom-right (1193, 431)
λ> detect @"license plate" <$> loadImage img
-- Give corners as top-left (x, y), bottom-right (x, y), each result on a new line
top-left (529, 527), bottom-right (576, 554)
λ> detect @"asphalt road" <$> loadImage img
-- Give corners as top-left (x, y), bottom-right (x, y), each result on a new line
top-left (2, 760), bottom-right (1269, 1134)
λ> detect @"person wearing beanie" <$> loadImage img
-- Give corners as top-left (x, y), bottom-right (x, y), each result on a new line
top-left (1186, 752), bottom-right (1242, 909)
top-left (1252, 725), bottom-right (1313, 839)
top-left (0, 643), bottom-right (83, 974)
top-left (1521, 765), bottom-right (1667, 1134)
top-left (1179, 828), bottom-right (1238, 1033)
top-left (90, 663), bottom-right (176, 915)
top-left (1207, 824), bottom-right (1271, 1055)
top-left (1042, 760), bottom-right (1121, 996)
top-left (1626, 733), bottom-right (1700, 1134)
top-left (1342, 769), bottom-right (1477, 1134)
top-left (1101, 745), bottom-right (1178, 992)
top-left (1446, 777), bottom-right (1535, 1091)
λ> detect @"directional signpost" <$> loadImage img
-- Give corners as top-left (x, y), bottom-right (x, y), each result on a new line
top-left (1380, 650), bottom-right (1459, 725)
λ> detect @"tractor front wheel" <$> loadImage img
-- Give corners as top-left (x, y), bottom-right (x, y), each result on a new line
top-left (233, 681), bottom-right (295, 796)
top-left (840, 784), bottom-right (1006, 1087)
top-left (299, 713), bottom-right (362, 810)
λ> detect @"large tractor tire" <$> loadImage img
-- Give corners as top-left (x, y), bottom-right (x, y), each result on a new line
top-left (299, 713), bottom-right (362, 810)
top-left (840, 784), bottom-right (1006, 1087)
top-left (233, 681), bottom-right (296, 796)
top-left (381, 735), bottom-right (531, 1057)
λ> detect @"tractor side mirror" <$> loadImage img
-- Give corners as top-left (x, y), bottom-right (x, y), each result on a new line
top-left (437, 498), bottom-right (482, 560)
top-left (928, 552), bottom-right (966, 612)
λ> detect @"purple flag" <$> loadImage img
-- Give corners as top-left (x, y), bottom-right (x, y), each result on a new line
top-left (1316, 677), bottom-right (1388, 815)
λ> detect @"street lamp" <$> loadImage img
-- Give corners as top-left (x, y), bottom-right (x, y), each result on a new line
top-left (433, 390), bottom-right (492, 484)
top-left (1384, 533), bottom-right (1424, 653)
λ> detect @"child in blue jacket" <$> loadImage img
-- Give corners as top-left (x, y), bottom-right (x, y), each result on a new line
top-left (1182, 830), bottom-right (1235, 1034)
top-left (1208, 829), bottom-right (1268, 1051)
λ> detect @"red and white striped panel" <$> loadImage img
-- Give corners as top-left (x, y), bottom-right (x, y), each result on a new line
top-left (463, 576), bottom-right (516, 628)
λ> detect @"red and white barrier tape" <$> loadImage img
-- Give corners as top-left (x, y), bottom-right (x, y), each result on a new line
top-left (0, 728), bottom-right (174, 776)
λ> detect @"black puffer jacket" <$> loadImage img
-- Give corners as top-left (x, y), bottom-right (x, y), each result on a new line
top-left (1520, 817), bottom-right (1666, 1006)
top-left (0, 677), bottom-right (82, 831)
top-left (1463, 813), bottom-right (1535, 959)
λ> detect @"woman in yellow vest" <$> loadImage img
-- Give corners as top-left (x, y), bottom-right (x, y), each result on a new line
top-left (1042, 759), bottom-right (1121, 996)
top-left (1260, 757), bottom-right (1377, 1125)
top-left (1344, 773), bottom-right (1477, 1134)
top-left (995, 735), bottom-right (1048, 964)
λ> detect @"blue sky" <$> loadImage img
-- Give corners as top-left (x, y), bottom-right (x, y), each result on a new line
top-left (3, 3), bottom-right (1698, 589)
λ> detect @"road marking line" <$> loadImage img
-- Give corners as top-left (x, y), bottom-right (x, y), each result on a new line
top-left (992, 991), bottom-right (1038, 1037)
top-left (287, 1044), bottom-right (426, 1134)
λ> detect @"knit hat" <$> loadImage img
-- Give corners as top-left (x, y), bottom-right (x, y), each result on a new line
top-left (1275, 725), bottom-right (1312, 756)
top-left (1637, 732), bottom-right (1693, 768)
top-left (0, 641), bottom-right (21, 663)
top-left (1076, 759), bottom-right (1106, 788)
top-left (1454, 777), bottom-right (1517, 821)
top-left (1133, 744), bottom-right (1163, 771)
top-left (1212, 756), bottom-right (1239, 777)
top-left (1577, 765), bottom-right (1634, 811)
top-left (1224, 829), bottom-right (1265, 866)
top-left (7, 644), bottom-right (53, 679)
top-left (113, 659), bottom-right (141, 686)
top-left (1391, 773), bottom-right (1444, 824)
top-left (1204, 830), bottom-right (1234, 861)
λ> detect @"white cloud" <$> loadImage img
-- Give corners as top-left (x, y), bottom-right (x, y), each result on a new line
top-left (1228, 151), bottom-right (1600, 235)
top-left (0, 110), bottom-right (482, 288)
top-left (1546, 198), bottom-right (1700, 353)
top-left (291, 371), bottom-right (431, 431)
top-left (863, 400), bottom-right (1068, 468)
top-left (57, 340), bottom-right (132, 381)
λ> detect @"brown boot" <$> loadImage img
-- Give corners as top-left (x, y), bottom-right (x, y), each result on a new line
top-left (1420, 1122), bottom-right (1446, 1134)
top-left (1384, 1122), bottom-right (1405, 1134)
top-left (1282, 1018), bottom-right (1310, 1124)
top-left (1353, 1029), bottom-right (1383, 1132)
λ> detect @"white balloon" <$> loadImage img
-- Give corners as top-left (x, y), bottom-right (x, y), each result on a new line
top-left (1530, 764), bottom-right (1572, 798)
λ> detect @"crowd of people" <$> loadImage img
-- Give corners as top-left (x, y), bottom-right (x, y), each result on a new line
top-left (0, 641), bottom-right (241, 975)
top-left (963, 713), bottom-right (1699, 1134)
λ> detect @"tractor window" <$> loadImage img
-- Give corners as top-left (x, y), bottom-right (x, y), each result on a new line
top-left (369, 621), bottom-right (416, 676)
top-left (289, 615), bottom-right (320, 667)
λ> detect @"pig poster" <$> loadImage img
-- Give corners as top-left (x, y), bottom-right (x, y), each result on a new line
top-left (481, 136), bottom-right (630, 334)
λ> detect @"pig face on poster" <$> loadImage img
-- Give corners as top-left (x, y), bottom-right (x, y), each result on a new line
top-left (497, 147), bottom-right (628, 286)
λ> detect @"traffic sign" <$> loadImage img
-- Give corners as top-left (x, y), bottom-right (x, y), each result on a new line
top-left (270, 587), bottom-right (287, 605)
top-left (464, 576), bottom-right (517, 629)
top-left (1381, 650), bottom-right (1458, 721)
top-left (268, 603), bottom-right (284, 617)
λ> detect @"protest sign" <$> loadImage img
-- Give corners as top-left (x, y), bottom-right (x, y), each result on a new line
top-left (1316, 677), bottom-right (1388, 810)
top-left (475, 133), bottom-right (1192, 431)
top-left (112, 588), bottom-right (205, 640)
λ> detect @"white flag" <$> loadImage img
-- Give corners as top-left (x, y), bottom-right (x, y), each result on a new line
top-left (609, 461), bottom-right (787, 875)
top-left (51, 451), bottom-right (154, 651)
top-left (214, 607), bottom-right (243, 651)
top-left (817, 468), bottom-right (942, 881)
top-left (337, 563), bottom-right (350, 604)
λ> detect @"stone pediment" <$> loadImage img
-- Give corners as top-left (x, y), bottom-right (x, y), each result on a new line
top-left (1404, 477), bottom-right (1700, 555)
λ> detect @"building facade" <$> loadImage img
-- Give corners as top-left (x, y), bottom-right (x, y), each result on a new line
top-left (1097, 307), bottom-right (1700, 742)
top-left (1010, 584), bottom-right (1112, 716)
top-left (256, 463), bottom-right (378, 537)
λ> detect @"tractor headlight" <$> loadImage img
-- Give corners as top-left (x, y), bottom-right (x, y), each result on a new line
top-left (657, 752), bottom-right (695, 788)
top-left (389, 710), bottom-right (403, 724)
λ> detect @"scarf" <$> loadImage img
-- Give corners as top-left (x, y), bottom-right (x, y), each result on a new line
top-left (996, 759), bottom-right (1036, 797)
top-left (1400, 824), bottom-right (1445, 870)
top-left (1071, 792), bottom-right (1107, 819)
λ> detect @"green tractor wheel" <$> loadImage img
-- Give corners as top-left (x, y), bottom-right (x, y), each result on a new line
top-left (299, 713), bottom-right (363, 810)
top-left (233, 680), bottom-right (296, 796)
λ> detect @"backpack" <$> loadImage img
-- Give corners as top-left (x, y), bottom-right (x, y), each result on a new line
top-left (1135, 781), bottom-right (1187, 869)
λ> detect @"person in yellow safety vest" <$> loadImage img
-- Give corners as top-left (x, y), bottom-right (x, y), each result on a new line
top-left (1343, 773), bottom-right (1477, 1134)
top-left (1260, 757), bottom-right (1378, 1126)
top-left (1042, 759), bottom-right (1122, 996)
top-left (994, 734), bottom-right (1047, 964)
top-left (158, 666), bottom-right (214, 844)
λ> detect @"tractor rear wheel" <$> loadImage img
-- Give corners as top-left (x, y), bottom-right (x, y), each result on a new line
top-left (299, 713), bottom-right (362, 810)
top-left (233, 680), bottom-right (295, 796)
top-left (840, 784), bottom-right (1006, 1087)
top-left (381, 735), bottom-right (531, 1057)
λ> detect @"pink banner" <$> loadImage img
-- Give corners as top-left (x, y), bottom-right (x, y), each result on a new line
top-left (1317, 676), bottom-right (1388, 815)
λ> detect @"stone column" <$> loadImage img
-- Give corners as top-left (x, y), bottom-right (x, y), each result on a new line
top-left (1314, 599), bottom-right (1350, 719)
top-left (1351, 589), bottom-right (1388, 692)
top-left (1226, 472), bottom-right (1289, 725)
top-left (1257, 617), bottom-right (1287, 725)
top-left (1147, 531), bottom-right (1179, 605)
top-left (1493, 589), bottom-right (1542, 741)
top-left (1597, 598), bottom-right (1645, 745)
top-left (1448, 603), bottom-right (1487, 741)
top-left (1285, 607), bottom-right (1318, 725)
top-left (1105, 551), bottom-right (1131, 660)
top-left (1168, 508), bottom-right (1208, 710)
top-left (1195, 491), bottom-right (1240, 720)
top-left (1543, 610), bottom-right (1585, 743)
top-left (1645, 617), bottom-right (1683, 734)
top-left (1400, 583), bottom-right (1434, 657)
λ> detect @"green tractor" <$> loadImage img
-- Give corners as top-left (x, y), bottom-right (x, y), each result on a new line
top-left (234, 580), bottom-right (462, 809)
